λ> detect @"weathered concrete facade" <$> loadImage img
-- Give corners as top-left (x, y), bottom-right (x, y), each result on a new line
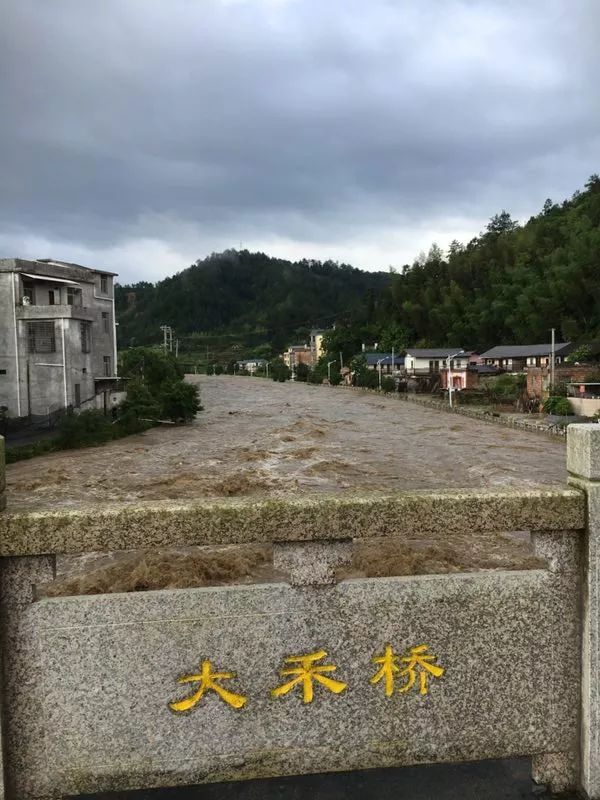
top-left (0, 258), bottom-right (118, 418)
top-left (0, 429), bottom-right (599, 797)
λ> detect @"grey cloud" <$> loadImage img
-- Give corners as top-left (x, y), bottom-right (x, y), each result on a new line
top-left (1, 0), bottom-right (599, 280)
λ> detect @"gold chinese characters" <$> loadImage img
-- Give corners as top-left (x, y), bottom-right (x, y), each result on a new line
top-left (169, 644), bottom-right (444, 712)
top-left (371, 644), bottom-right (445, 696)
top-left (271, 649), bottom-right (348, 704)
top-left (169, 659), bottom-right (248, 712)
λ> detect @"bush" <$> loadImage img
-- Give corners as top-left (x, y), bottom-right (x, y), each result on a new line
top-left (56, 410), bottom-right (114, 449)
top-left (381, 376), bottom-right (396, 393)
top-left (551, 380), bottom-right (569, 398)
top-left (295, 362), bottom-right (310, 382)
top-left (543, 396), bottom-right (573, 415)
top-left (160, 380), bottom-right (201, 422)
top-left (566, 344), bottom-right (592, 364)
top-left (270, 358), bottom-right (291, 382)
top-left (356, 370), bottom-right (379, 389)
top-left (214, 364), bottom-right (224, 375)
top-left (329, 369), bottom-right (342, 386)
top-left (5, 439), bottom-right (57, 463)
top-left (483, 373), bottom-right (526, 403)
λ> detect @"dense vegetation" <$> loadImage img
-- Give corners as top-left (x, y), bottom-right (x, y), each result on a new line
top-left (372, 174), bottom-right (600, 351)
top-left (116, 176), bottom-right (600, 362)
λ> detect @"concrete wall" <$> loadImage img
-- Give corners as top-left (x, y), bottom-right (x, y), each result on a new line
top-left (569, 396), bottom-right (600, 417)
top-left (0, 274), bottom-right (19, 416)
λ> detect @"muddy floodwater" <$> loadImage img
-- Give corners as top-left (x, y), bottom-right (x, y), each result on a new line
top-left (6, 375), bottom-right (566, 514)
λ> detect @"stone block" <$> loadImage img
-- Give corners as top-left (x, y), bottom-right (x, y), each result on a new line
top-left (567, 424), bottom-right (600, 481)
top-left (3, 568), bottom-right (580, 798)
top-left (531, 530), bottom-right (581, 573)
top-left (273, 539), bottom-right (352, 586)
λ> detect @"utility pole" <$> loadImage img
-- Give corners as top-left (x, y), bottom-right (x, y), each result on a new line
top-left (327, 360), bottom-right (336, 383)
top-left (339, 351), bottom-right (344, 370)
top-left (447, 350), bottom-right (463, 408)
top-left (377, 358), bottom-right (384, 390)
top-left (175, 339), bottom-right (179, 359)
top-left (160, 325), bottom-right (174, 354)
top-left (391, 346), bottom-right (395, 378)
top-left (550, 327), bottom-right (556, 393)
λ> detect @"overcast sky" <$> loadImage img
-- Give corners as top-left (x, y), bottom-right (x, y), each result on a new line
top-left (1, 0), bottom-right (598, 283)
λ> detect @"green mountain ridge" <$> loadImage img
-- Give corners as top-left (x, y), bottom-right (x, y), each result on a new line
top-left (115, 250), bottom-right (390, 354)
top-left (116, 175), bottom-right (600, 358)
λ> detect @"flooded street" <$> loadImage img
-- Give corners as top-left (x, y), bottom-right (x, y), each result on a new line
top-left (6, 376), bottom-right (566, 514)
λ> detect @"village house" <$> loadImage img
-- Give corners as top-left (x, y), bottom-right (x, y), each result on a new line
top-left (439, 363), bottom-right (500, 391)
top-left (309, 329), bottom-right (327, 364)
top-left (363, 353), bottom-right (405, 374)
top-left (283, 345), bottom-right (313, 369)
top-left (236, 358), bottom-right (267, 374)
top-left (478, 343), bottom-right (574, 372)
top-left (0, 258), bottom-right (120, 419)
top-left (404, 348), bottom-right (468, 375)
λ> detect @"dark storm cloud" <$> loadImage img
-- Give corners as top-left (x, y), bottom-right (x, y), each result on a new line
top-left (1, 0), bottom-right (599, 279)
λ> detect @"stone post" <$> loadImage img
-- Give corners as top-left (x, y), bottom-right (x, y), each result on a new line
top-left (568, 423), bottom-right (600, 799)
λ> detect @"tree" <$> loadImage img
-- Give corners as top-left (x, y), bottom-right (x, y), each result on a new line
top-left (120, 347), bottom-right (182, 394)
top-left (378, 323), bottom-right (409, 353)
top-left (566, 344), bottom-right (593, 364)
top-left (160, 380), bottom-right (201, 423)
top-left (295, 362), bottom-right (310, 382)
top-left (120, 379), bottom-right (161, 419)
top-left (270, 358), bottom-right (291, 382)
top-left (486, 211), bottom-right (518, 236)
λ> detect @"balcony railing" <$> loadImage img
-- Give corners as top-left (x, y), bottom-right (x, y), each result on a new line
top-left (15, 303), bottom-right (95, 322)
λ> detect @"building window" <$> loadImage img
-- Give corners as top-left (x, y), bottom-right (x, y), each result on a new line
top-left (100, 275), bottom-right (108, 294)
top-left (103, 355), bottom-right (111, 376)
top-left (22, 280), bottom-right (35, 305)
top-left (74, 383), bottom-right (81, 408)
top-left (48, 289), bottom-right (56, 305)
top-left (80, 322), bottom-right (91, 353)
top-left (27, 321), bottom-right (56, 353)
top-left (67, 287), bottom-right (82, 306)
top-left (102, 311), bottom-right (109, 333)
top-left (0, 369), bottom-right (6, 375)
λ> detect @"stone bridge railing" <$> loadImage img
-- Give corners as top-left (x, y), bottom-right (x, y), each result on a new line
top-left (0, 427), bottom-right (600, 799)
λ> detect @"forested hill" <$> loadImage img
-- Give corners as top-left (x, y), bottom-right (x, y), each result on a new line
top-left (115, 250), bottom-right (390, 350)
top-left (116, 175), bottom-right (600, 356)
top-left (373, 174), bottom-right (600, 351)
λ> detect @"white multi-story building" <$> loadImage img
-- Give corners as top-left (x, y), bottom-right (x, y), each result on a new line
top-left (0, 258), bottom-right (120, 419)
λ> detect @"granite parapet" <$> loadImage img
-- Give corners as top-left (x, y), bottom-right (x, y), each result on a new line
top-left (0, 486), bottom-right (585, 557)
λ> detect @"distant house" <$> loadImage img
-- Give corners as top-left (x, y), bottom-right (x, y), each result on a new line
top-left (283, 345), bottom-right (313, 369)
top-left (237, 358), bottom-right (267, 374)
top-left (310, 329), bottom-right (327, 364)
top-left (363, 353), bottom-right (405, 374)
top-left (478, 343), bottom-right (574, 372)
top-left (440, 363), bottom-right (501, 391)
top-left (404, 348), bottom-right (467, 375)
